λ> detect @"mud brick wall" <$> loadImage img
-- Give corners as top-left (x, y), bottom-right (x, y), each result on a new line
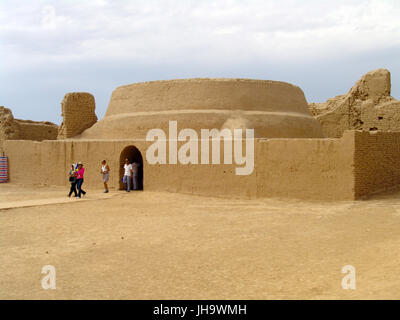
top-left (0, 135), bottom-right (354, 200)
top-left (14, 120), bottom-right (58, 141)
top-left (354, 131), bottom-right (400, 198)
top-left (4, 130), bottom-right (400, 200)
top-left (0, 106), bottom-right (58, 141)
top-left (58, 93), bottom-right (97, 139)
top-left (256, 131), bottom-right (355, 200)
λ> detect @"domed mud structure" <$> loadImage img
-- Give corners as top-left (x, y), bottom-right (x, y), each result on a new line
top-left (78, 78), bottom-right (324, 139)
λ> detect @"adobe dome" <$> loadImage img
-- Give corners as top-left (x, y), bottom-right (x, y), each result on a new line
top-left (77, 78), bottom-right (324, 139)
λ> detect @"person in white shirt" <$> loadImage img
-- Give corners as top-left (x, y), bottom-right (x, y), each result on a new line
top-left (123, 158), bottom-right (132, 192)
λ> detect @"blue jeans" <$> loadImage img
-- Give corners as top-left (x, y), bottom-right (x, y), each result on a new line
top-left (123, 175), bottom-right (131, 191)
top-left (76, 179), bottom-right (86, 198)
top-left (132, 174), bottom-right (138, 190)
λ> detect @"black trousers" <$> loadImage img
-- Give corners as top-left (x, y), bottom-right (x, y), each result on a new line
top-left (69, 181), bottom-right (77, 197)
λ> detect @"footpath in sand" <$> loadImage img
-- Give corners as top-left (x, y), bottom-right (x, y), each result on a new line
top-left (1, 184), bottom-right (400, 299)
top-left (0, 192), bottom-right (115, 210)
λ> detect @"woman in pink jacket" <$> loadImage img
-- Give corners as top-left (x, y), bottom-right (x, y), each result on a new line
top-left (76, 162), bottom-right (87, 198)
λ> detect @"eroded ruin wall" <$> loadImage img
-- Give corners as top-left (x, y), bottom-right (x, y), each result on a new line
top-left (14, 120), bottom-right (58, 141)
top-left (309, 69), bottom-right (400, 138)
top-left (58, 93), bottom-right (97, 139)
top-left (0, 106), bottom-right (58, 141)
top-left (0, 106), bottom-right (19, 140)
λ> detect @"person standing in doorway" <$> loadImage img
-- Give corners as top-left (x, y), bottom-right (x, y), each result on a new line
top-left (131, 161), bottom-right (140, 190)
top-left (68, 164), bottom-right (78, 197)
top-left (76, 162), bottom-right (87, 198)
top-left (123, 158), bottom-right (132, 192)
top-left (100, 160), bottom-right (110, 193)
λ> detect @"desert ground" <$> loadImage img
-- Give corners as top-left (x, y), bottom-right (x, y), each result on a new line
top-left (1, 183), bottom-right (400, 300)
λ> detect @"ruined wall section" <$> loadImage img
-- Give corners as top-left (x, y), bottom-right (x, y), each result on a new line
top-left (309, 69), bottom-right (400, 138)
top-left (354, 131), bottom-right (400, 198)
top-left (14, 120), bottom-right (58, 141)
top-left (0, 106), bottom-right (19, 140)
top-left (0, 106), bottom-right (58, 141)
top-left (58, 93), bottom-right (97, 139)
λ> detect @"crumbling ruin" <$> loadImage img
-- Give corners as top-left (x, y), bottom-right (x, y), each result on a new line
top-left (57, 92), bottom-right (98, 139)
top-left (0, 106), bottom-right (58, 141)
top-left (309, 69), bottom-right (400, 138)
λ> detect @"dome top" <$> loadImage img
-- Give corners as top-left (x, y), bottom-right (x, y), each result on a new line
top-left (78, 78), bottom-right (324, 140)
top-left (105, 78), bottom-right (309, 117)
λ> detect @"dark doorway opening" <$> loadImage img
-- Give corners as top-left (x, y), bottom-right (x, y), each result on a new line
top-left (119, 145), bottom-right (143, 190)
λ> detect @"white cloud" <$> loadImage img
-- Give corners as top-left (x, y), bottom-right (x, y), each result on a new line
top-left (1, 0), bottom-right (400, 70)
top-left (41, 5), bottom-right (57, 30)
top-left (1, 0), bottom-right (400, 123)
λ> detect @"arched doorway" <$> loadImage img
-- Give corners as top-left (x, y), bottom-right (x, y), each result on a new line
top-left (119, 145), bottom-right (144, 190)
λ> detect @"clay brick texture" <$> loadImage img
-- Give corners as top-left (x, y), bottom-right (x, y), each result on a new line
top-left (354, 131), bottom-right (400, 198)
top-left (57, 93), bottom-right (97, 139)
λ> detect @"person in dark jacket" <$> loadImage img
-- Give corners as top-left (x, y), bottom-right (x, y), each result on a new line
top-left (68, 164), bottom-right (78, 197)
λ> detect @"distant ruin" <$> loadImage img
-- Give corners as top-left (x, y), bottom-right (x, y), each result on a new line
top-left (309, 69), bottom-right (400, 138)
top-left (0, 106), bottom-right (58, 141)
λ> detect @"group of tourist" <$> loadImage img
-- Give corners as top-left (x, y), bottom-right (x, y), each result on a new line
top-left (122, 158), bottom-right (140, 192)
top-left (68, 162), bottom-right (87, 198)
top-left (68, 159), bottom-right (141, 197)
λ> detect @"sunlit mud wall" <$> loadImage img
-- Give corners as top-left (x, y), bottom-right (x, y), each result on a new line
top-left (354, 131), bottom-right (400, 198)
top-left (2, 130), bottom-right (400, 200)
top-left (255, 131), bottom-right (355, 200)
top-left (0, 135), bottom-right (348, 200)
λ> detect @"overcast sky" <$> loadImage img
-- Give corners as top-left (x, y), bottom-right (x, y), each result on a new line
top-left (1, 0), bottom-right (400, 124)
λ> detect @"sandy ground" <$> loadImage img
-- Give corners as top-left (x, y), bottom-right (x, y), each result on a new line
top-left (1, 183), bottom-right (400, 300)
